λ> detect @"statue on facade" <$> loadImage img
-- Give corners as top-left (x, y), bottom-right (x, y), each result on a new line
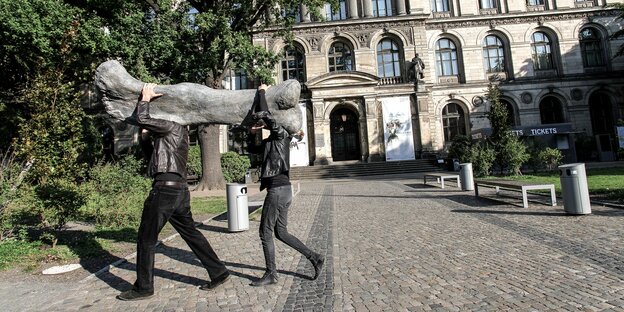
top-left (94, 60), bottom-right (303, 134)
top-left (408, 53), bottom-right (425, 87)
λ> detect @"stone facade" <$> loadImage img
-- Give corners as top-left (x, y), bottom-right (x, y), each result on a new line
top-left (252, 0), bottom-right (624, 165)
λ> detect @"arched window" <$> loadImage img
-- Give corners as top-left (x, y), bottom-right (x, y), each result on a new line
top-left (325, 0), bottom-right (347, 21)
top-left (431, 0), bottom-right (451, 12)
top-left (539, 97), bottom-right (564, 124)
top-left (483, 35), bottom-right (505, 73)
top-left (531, 32), bottom-right (553, 70)
top-left (480, 0), bottom-right (497, 9)
top-left (442, 103), bottom-right (466, 142)
top-left (373, 0), bottom-right (393, 17)
top-left (281, 46), bottom-right (306, 82)
top-left (328, 41), bottom-right (354, 72)
top-left (376, 38), bottom-right (401, 78)
top-left (435, 38), bottom-right (459, 76)
top-left (579, 27), bottom-right (605, 68)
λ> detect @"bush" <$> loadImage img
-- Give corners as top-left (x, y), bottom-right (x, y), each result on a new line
top-left (80, 156), bottom-right (151, 228)
top-left (501, 137), bottom-right (530, 175)
top-left (469, 143), bottom-right (496, 177)
top-left (187, 144), bottom-right (202, 178)
top-left (448, 135), bottom-right (472, 163)
top-left (539, 147), bottom-right (563, 171)
top-left (526, 140), bottom-right (546, 173)
top-left (221, 152), bottom-right (251, 183)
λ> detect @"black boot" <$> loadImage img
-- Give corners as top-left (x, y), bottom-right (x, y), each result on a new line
top-left (309, 253), bottom-right (325, 280)
top-left (250, 271), bottom-right (278, 287)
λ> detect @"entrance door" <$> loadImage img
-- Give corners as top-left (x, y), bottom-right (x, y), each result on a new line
top-left (330, 108), bottom-right (360, 161)
top-left (589, 92), bottom-right (616, 161)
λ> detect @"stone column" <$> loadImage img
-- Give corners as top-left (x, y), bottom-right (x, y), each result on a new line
top-left (363, 0), bottom-right (373, 18)
top-left (301, 4), bottom-right (311, 23)
top-left (396, 0), bottom-right (407, 15)
top-left (498, 0), bottom-right (507, 13)
top-left (311, 98), bottom-right (329, 165)
top-left (364, 95), bottom-right (382, 162)
top-left (348, 0), bottom-right (359, 19)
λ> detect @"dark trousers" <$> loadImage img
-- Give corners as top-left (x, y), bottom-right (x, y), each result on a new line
top-left (134, 184), bottom-right (227, 293)
top-left (260, 185), bottom-right (314, 274)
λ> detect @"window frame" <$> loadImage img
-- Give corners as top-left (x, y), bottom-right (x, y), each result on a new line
top-left (531, 31), bottom-right (554, 71)
top-left (482, 35), bottom-right (506, 74)
top-left (442, 103), bottom-right (467, 142)
top-left (328, 41), bottom-right (355, 72)
top-left (372, 0), bottom-right (394, 17)
top-left (435, 38), bottom-right (459, 77)
top-left (579, 27), bottom-right (606, 68)
top-left (376, 38), bottom-right (402, 78)
top-left (281, 46), bottom-right (306, 82)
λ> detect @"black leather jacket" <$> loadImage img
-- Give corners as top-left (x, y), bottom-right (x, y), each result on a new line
top-left (248, 121), bottom-right (291, 180)
top-left (136, 101), bottom-right (189, 180)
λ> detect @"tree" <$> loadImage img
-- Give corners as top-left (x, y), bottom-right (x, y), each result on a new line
top-left (485, 83), bottom-right (528, 175)
top-left (610, 3), bottom-right (624, 58)
top-left (171, 0), bottom-right (330, 190)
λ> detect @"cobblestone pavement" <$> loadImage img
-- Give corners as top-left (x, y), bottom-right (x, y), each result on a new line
top-left (1, 175), bottom-right (623, 311)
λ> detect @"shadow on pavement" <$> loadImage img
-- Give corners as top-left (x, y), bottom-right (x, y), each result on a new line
top-left (157, 244), bottom-right (310, 282)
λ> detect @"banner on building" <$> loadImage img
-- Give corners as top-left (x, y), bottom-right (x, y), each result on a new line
top-left (381, 96), bottom-right (415, 161)
top-left (290, 101), bottom-right (309, 167)
top-left (617, 126), bottom-right (624, 149)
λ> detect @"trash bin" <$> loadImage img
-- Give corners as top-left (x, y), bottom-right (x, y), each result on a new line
top-left (226, 183), bottom-right (249, 232)
top-left (459, 163), bottom-right (474, 191)
top-left (558, 163), bottom-right (591, 215)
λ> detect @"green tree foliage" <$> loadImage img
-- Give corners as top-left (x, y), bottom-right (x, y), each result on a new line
top-left (447, 135), bottom-right (472, 163)
top-left (468, 142), bottom-right (496, 177)
top-left (485, 83), bottom-right (528, 174)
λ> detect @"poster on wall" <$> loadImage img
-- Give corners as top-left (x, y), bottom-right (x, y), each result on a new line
top-left (617, 126), bottom-right (624, 149)
top-left (290, 101), bottom-right (309, 167)
top-left (381, 96), bottom-right (415, 161)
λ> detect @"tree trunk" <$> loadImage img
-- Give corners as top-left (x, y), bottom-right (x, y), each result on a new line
top-left (195, 124), bottom-right (226, 190)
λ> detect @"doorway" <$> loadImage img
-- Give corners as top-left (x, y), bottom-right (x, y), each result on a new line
top-left (330, 108), bottom-right (360, 161)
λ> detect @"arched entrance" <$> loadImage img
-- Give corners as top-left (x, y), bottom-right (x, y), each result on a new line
top-left (589, 92), bottom-right (616, 161)
top-left (330, 108), bottom-right (360, 161)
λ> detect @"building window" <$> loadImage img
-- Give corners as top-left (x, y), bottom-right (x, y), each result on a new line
top-left (325, 0), bottom-right (347, 21)
top-left (281, 46), bottom-right (306, 82)
top-left (328, 41), bottom-right (354, 72)
top-left (442, 103), bottom-right (466, 142)
top-left (527, 0), bottom-right (545, 5)
top-left (376, 38), bottom-right (401, 78)
top-left (579, 27), bottom-right (605, 68)
top-left (531, 32), bottom-right (553, 70)
top-left (431, 0), bottom-right (451, 12)
top-left (372, 0), bottom-right (393, 17)
top-left (539, 97), bottom-right (564, 124)
top-left (230, 69), bottom-right (257, 90)
top-left (282, 6), bottom-right (302, 23)
top-left (483, 35), bottom-right (505, 73)
top-left (480, 0), bottom-right (497, 9)
top-left (435, 38), bottom-right (459, 76)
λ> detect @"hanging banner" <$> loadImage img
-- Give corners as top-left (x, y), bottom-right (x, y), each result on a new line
top-left (290, 101), bottom-right (309, 167)
top-left (617, 126), bottom-right (624, 149)
top-left (381, 96), bottom-right (415, 161)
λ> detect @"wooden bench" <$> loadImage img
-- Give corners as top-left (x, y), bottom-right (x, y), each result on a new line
top-left (423, 172), bottom-right (461, 189)
top-left (474, 179), bottom-right (557, 208)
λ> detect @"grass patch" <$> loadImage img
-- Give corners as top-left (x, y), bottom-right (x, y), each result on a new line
top-left (484, 167), bottom-right (624, 203)
top-left (0, 197), bottom-right (227, 272)
top-left (191, 197), bottom-right (227, 216)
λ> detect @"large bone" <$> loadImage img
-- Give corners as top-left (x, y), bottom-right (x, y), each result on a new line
top-left (94, 60), bottom-right (303, 134)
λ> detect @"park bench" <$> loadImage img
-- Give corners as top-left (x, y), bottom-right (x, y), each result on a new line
top-left (423, 172), bottom-right (461, 189)
top-left (474, 179), bottom-right (557, 208)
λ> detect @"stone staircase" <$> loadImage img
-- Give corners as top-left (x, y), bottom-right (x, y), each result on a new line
top-left (289, 159), bottom-right (441, 180)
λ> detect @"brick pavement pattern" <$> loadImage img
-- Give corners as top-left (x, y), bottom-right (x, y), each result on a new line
top-left (1, 176), bottom-right (623, 311)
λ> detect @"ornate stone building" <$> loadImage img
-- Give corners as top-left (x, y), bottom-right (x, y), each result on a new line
top-left (250, 0), bottom-right (624, 165)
